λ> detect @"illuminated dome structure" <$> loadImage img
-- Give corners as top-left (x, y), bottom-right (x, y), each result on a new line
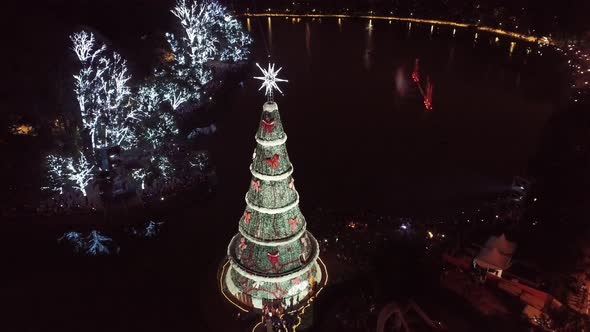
top-left (219, 64), bottom-right (326, 315)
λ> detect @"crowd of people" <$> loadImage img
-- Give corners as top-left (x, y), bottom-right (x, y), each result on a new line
top-left (555, 42), bottom-right (590, 104)
top-left (36, 190), bottom-right (99, 216)
top-left (139, 169), bottom-right (216, 206)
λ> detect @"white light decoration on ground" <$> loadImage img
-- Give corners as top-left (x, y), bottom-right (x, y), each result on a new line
top-left (58, 232), bottom-right (85, 253)
top-left (58, 230), bottom-right (119, 255)
top-left (129, 220), bottom-right (164, 238)
top-left (254, 63), bottom-right (288, 101)
top-left (65, 153), bottom-right (95, 197)
top-left (144, 220), bottom-right (164, 238)
top-left (85, 230), bottom-right (119, 255)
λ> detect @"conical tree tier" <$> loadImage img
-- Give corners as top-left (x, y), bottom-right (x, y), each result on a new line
top-left (245, 175), bottom-right (298, 210)
top-left (240, 206), bottom-right (306, 241)
top-left (255, 102), bottom-right (286, 141)
top-left (229, 231), bottom-right (317, 275)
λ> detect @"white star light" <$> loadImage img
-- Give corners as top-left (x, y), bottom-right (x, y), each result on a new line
top-left (254, 63), bottom-right (288, 101)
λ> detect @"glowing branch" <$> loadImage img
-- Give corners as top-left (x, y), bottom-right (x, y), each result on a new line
top-left (70, 30), bottom-right (137, 150)
top-left (85, 230), bottom-right (118, 255)
top-left (71, 31), bottom-right (106, 62)
top-left (58, 230), bottom-right (119, 255)
top-left (161, 0), bottom-right (251, 105)
top-left (66, 153), bottom-right (95, 197)
top-left (45, 154), bottom-right (68, 194)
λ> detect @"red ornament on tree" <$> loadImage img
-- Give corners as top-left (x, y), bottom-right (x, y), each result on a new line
top-left (288, 217), bottom-right (299, 231)
top-left (251, 179), bottom-right (261, 192)
top-left (266, 154), bottom-right (280, 169)
top-left (261, 119), bottom-right (275, 133)
top-left (267, 251), bottom-right (280, 265)
top-left (243, 211), bottom-right (252, 225)
top-left (239, 237), bottom-right (247, 250)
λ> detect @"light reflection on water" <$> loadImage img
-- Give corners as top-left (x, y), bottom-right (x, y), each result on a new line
top-left (364, 19), bottom-right (373, 70)
top-left (447, 47), bottom-right (455, 70)
top-left (267, 16), bottom-right (272, 49)
top-left (305, 22), bottom-right (311, 57)
top-left (510, 42), bottom-right (516, 57)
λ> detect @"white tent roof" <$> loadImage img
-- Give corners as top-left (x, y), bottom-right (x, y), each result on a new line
top-left (484, 234), bottom-right (517, 256)
top-left (475, 247), bottom-right (512, 271)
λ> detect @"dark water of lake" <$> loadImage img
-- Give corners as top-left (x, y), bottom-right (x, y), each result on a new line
top-left (1, 12), bottom-right (569, 332)
top-left (215, 16), bottom-right (567, 219)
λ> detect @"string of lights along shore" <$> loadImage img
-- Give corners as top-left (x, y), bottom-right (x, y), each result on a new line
top-left (219, 63), bottom-right (327, 330)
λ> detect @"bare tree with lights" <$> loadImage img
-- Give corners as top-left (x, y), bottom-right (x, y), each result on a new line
top-left (44, 152), bottom-right (95, 197)
top-left (71, 31), bottom-right (138, 150)
top-left (160, 0), bottom-right (251, 108)
top-left (65, 153), bottom-right (95, 197)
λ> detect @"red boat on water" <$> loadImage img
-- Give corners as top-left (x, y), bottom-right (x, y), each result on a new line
top-left (424, 76), bottom-right (433, 111)
top-left (411, 58), bottom-right (433, 111)
top-left (412, 58), bottom-right (420, 83)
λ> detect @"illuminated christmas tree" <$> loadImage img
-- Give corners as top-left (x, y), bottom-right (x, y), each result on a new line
top-left (220, 64), bottom-right (327, 314)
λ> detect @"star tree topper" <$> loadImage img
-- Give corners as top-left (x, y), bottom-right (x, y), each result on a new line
top-left (254, 63), bottom-right (288, 102)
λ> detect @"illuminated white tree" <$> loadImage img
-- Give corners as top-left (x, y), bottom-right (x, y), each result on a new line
top-left (71, 31), bottom-right (104, 149)
top-left (71, 31), bottom-right (137, 150)
top-left (133, 84), bottom-right (163, 119)
top-left (219, 12), bottom-right (252, 62)
top-left (45, 154), bottom-right (68, 194)
top-left (145, 112), bottom-right (178, 149)
top-left (161, 0), bottom-right (251, 106)
top-left (161, 81), bottom-right (195, 110)
top-left (71, 31), bottom-right (106, 64)
top-left (170, 2), bottom-right (214, 66)
top-left (98, 52), bottom-right (136, 149)
top-left (167, 0), bottom-right (221, 85)
top-left (155, 155), bottom-right (174, 180)
top-left (65, 153), bottom-right (95, 197)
